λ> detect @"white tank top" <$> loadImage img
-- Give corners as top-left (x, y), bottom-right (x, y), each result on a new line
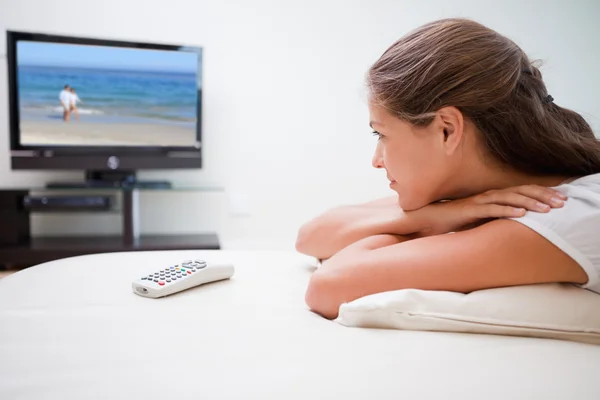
top-left (509, 173), bottom-right (600, 294)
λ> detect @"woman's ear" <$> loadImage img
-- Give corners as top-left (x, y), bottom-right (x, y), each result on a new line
top-left (437, 106), bottom-right (464, 155)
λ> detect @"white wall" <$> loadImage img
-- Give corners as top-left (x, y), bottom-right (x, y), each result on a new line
top-left (0, 0), bottom-right (598, 250)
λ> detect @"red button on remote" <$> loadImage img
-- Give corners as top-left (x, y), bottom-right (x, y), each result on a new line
top-left (187, 271), bottom-right (192, 274)
top-left (159, 281), bottom-right (165, 286)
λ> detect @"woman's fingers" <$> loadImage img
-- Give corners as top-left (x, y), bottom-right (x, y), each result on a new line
top-left (487, 191), bottom-right (553, 212)
top-left (480, 185), bottom-right (566, 210)
top-left (514, 185), bottom-right (566, 208)
top-left (475, 204), bottom-right (527, 219)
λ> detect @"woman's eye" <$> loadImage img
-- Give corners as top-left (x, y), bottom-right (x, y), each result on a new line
top-left (372, 130), bottom-right (383, 140)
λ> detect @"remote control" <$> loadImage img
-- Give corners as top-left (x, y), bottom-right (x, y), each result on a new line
top-left (132, 259), bottom-right (234, 298)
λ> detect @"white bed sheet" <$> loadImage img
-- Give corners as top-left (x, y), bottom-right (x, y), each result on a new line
top-left (1, 250), bottom-right (599, 400)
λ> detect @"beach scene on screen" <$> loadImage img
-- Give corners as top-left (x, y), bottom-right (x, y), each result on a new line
top-left (17, 40), bottom-right (200, 147)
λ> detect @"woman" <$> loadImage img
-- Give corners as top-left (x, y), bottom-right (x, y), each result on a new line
top-left (69, 87), bottom-right (82, 121)
top-left (297, 18), bottom-right (600, 319)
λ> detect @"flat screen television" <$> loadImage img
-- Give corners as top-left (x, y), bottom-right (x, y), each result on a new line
top-left (6, 31), bottom-right (203, 187)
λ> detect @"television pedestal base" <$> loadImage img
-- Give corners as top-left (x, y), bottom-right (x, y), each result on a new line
top-left (46, 171), bottom-right (169, 245)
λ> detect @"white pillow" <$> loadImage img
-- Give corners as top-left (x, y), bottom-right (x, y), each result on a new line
top-left (335, 283), bottom-right (600, 345)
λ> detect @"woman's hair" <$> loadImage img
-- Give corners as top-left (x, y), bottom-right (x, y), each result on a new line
top-left (367, 18), bottom-right (600, 176)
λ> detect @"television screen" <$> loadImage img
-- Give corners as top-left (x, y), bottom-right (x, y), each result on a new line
top-left (15, 40), bottom-right (201, 148)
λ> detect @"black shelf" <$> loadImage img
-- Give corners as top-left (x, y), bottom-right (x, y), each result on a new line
top-left (0, 234), bottom-right (220, 266)
top-left (0, 188), bottom-right (222, 267)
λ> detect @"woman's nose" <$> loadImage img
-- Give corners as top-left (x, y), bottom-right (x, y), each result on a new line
top-left (372, 144), bottom-right (384, 169)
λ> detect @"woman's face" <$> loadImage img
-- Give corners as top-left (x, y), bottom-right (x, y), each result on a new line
top-left (369, 102), bottom-right (456, 211)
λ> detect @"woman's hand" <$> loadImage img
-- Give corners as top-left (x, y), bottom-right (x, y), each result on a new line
top-left (410, 184), bottom-right (567, 237)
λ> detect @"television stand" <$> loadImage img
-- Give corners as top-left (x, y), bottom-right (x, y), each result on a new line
top-left (46, 170), bottom-right (172, 189)
top-left (45, 170), bottom-right (172, 246)
top-left (0, 186), bottom-right (222, 268)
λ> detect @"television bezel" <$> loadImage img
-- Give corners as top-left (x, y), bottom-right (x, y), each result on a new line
top-left (6, 30), bottom-right (203, 170)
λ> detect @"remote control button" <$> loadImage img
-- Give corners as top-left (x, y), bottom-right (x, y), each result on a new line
top-left (187, 271), bottom-right (192, 274)
top-left (191, 269), bottom-right (196, 272)
top-left (159, 281), bottom-right (165, 286)
top-left (183, 260), bottom-right (192, 265)
top-left (153, 279), bottom-right (159, 282)
top-left (166, 279), bottom-right (171, 282)
top-left (141, 277), bottom-right (147, 280)
top-left (172, 277), bottom-right (177, 280)
top-left (195, 259), bottom-right (206, 264)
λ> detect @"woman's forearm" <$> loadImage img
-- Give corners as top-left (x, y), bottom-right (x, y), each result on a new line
top-left (295, 199), bottom-right (419, 260)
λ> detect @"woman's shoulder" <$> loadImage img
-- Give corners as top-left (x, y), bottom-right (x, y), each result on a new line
top-left (510, 172), bottom-right (600, 238)
top-left (508, 171), bottom-right (600, 293)
top-left (512, 172), bottom-right (600, 229)
top-left (557, 172), bottom-right (600, 194)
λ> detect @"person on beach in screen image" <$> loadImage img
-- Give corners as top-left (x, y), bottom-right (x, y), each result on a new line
top-left (296, 18), bottom-right (600, 320)
top-left (59, 84), bottom-right (71, 122)
top-left (69, 87), bottom-right (82, 121)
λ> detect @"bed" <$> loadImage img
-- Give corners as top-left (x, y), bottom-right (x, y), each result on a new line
top-left (1, 250), bottom-right (599, 399)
